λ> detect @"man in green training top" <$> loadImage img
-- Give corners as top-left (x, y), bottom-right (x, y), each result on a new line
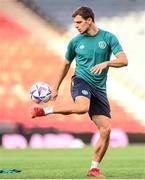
top-left (31, 6), bottom-right (128, 178)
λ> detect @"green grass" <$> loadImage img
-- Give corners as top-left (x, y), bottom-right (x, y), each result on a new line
top-left (0, 144), bottom-right (144, 179)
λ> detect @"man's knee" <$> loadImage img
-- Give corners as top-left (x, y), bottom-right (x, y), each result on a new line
top-left (100, 125), bottom-right (111, 139)
top-left (76, 106), bottom-right (89, 114)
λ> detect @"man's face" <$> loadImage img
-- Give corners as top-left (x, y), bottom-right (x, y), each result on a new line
top-left (73, 15), bottom-right (92, 34)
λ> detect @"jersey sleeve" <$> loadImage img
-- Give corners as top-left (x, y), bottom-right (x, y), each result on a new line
top-left (109, 33), bottom-right (123, 55)
top-left (65, 39), bottom-right (76, 62)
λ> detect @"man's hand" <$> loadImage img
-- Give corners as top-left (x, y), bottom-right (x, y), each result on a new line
top-left (90, 61), bottom-right (109, 74)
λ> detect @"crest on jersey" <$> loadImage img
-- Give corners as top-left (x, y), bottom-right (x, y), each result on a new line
top-left (98, 41), bottom-right (107, 49)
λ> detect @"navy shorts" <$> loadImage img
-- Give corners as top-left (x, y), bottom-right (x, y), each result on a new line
top-left (70, 76), bottom-right (111, 119)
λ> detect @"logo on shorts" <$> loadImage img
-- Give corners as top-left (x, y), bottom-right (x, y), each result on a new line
top-left (98, 41), bottom-right (107, 49)
top-left (82, 90), bottom-right (88, 95)
top-left (71, 80), bottom-right (74, 87)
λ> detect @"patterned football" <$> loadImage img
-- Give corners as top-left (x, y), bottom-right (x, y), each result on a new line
top-left (29, 82), bottom-right (51, 103)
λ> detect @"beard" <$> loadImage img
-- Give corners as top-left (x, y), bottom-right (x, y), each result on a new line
top-left (80, 27), bottom-right (90, 34)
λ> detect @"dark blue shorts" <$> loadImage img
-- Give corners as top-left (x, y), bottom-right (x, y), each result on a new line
top-left (70, 76), bottom-right (111, 119)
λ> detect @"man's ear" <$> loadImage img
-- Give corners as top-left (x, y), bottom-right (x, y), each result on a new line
top-left (87, 17), bottom-right (93, 24)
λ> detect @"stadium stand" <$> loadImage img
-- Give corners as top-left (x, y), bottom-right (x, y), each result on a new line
top-left (19, 0), bottom-right (145, 30)
top-left (0, 0), bottom-right (144, 140)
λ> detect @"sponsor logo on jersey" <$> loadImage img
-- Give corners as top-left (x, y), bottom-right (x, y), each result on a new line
top-left (98, 41), bottom-right (107, 49)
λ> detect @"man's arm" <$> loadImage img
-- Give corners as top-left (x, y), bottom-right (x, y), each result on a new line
top-left (107, 52), bottom-right (128, 67)
top-left (91, 52), bottom-right (128, 74)
top-left (51, 60), bottom-right (71, 100)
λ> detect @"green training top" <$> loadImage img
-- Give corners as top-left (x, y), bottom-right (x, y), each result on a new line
top-left (65, 29), bottom-right (123, 92)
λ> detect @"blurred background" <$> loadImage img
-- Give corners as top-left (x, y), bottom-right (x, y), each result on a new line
top-left (0, 0), bottom-right (144, 149)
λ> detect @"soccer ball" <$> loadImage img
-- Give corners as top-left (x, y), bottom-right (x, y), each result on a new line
top-left (29, 82), bottom-right (51, 103)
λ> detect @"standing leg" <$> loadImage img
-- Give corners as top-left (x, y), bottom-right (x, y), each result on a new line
top-left (87, 115), bottom-right (111, 178)
top-left (92, 115), bottom-right (111, 162)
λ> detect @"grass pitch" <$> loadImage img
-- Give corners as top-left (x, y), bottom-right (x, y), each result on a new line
top-left (0, 144), bottom-right (144, 179)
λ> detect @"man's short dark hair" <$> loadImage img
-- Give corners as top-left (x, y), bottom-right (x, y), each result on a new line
top-left (72, 6), bottom-right (95, 22)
